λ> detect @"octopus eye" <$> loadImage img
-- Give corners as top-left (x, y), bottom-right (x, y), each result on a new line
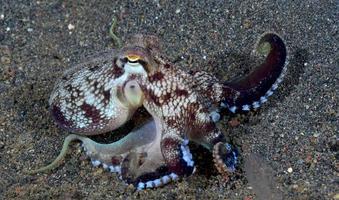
top-left (124, 54), bottom-right (148, 70)
top-left (126, 54), bottom-right (141, 64)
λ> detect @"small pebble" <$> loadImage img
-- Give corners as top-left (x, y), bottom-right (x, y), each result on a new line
top-left (228, 118), bottom-right (240, 127)
top-left (329, 139), bottom-right (339, 152)
top-left (287, 167), bottom-right (293, 173)
top-left (313, 132), bottom-right (321, 137)
top-left (68, 24), bottom-right (75, 30)
top-left (243, 196), bottom-right (253, 200)
top-left (243, 19), bottom-right (252, 29)
top-left (1, 56), bottom-right (11, 64)
top-left (297, 159), bottom-right (304, 165)
top-left (305, 154), bottom-right (313, 164)
top-left (93, 168), bottom-right (104, 176)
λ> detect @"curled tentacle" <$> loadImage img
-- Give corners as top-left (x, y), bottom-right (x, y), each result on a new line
top-left (212, 142), bottom-right (239, 180)
top-left (222, 32), bottom-right (288, 113)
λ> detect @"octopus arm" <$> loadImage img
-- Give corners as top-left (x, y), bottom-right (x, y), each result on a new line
top-left (160, 127), bottom-right (195, 176)
top-left (190, 120), bottom-right (239, 179)
top-left (222, 33), bottom-right (287, 113)
top-left (27, 120), bottom-right (158, 174)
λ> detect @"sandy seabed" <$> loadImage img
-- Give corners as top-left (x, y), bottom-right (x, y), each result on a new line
top-left (0, 1), bottom-right (337, 199)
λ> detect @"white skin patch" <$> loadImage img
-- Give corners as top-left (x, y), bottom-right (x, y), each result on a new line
top-left (124, 62), bottom-right (148, 76)
top-left (209, 111), bottom-right (221, 122)
top-left (252, 101), bottom-right (260, 108)
top-left (84, 92), bottom-right (96, 105)
top-left (180, 142), bottom-right (194, 167)
top-left (242, 104), bottom-right (250, 111)
top-left (229, 106), bottom-right (237, 113)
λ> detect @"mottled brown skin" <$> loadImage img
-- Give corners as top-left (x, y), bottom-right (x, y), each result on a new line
top-left (41, 33), bottom-right (287, 189)
top-left (116, 33), bottom-right (286, 183)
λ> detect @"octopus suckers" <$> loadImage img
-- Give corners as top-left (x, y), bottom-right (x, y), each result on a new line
top-left (136, 173), bottom-right (179, 190)
top-left (180, 142), bottom-right (194, 167)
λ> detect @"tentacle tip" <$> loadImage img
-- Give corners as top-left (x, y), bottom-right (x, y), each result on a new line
top-left (23, 167), bottom-right (52, 175)
top-left (24, 134), bottom-right (81, 176)
top-left (132, 172), bottom-right (179, 190)
top-left (23, 169), bottom-right (37, 175)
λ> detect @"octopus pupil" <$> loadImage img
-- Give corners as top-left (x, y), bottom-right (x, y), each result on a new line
top-left (128, 60), bottom-right (139, 63)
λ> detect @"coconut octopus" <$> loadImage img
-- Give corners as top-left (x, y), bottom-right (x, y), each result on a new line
top-left (29, 32), bottom-right (287, 190)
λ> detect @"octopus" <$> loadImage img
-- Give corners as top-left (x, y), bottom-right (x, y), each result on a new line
top-left (29, 32), bottom-right (287, 190)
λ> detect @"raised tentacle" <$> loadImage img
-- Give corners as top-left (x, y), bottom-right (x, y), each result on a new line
top-left (222, 32), bottom-right (287, 113)
top-left (213, 142), bottom-right (239, 180)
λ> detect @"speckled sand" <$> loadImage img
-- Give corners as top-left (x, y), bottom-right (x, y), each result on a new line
top-left (0, 1), bottom-right (337, 199)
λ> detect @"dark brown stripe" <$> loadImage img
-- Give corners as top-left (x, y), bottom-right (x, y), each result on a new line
top-left (174, 88), bottom-right (188, 97)
top-left (149, 71), bottom-right (164, 82)
top-left (103, 89), bottom-right (110, 103)
top-left (80, 102), bottom-right (101, 123)
top-left (51, 105), bottom-right (73, 128)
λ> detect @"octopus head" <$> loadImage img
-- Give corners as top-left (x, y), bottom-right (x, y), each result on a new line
top-left (49, 49), bottom-right (147, 135)
top-left (116, 34), bottom-right (163, 74)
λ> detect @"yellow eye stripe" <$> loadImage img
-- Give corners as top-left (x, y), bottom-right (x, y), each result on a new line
top-left (126, 54), bottom-right (140, 62)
